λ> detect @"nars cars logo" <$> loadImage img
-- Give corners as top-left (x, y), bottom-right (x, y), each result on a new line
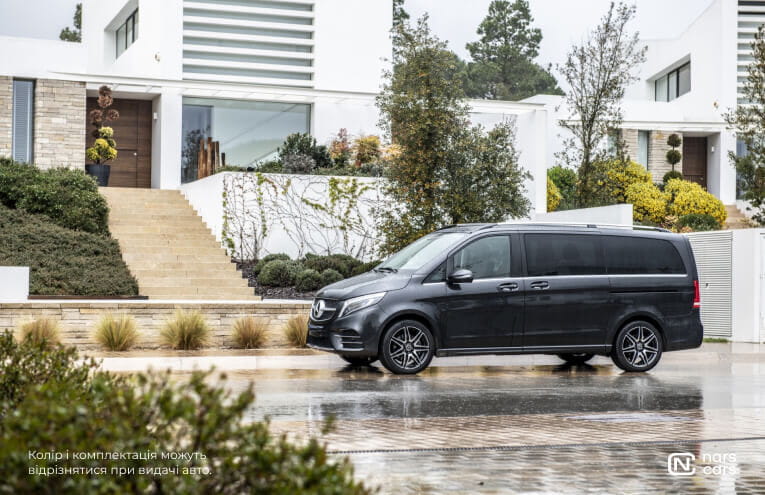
top-left (668, 453), bottom-right (696, 476)
top-left (312, 299), bottom-right (326, 319)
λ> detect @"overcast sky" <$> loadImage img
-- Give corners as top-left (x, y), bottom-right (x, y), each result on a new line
top-left (1, 0), bottom-right (713, 69)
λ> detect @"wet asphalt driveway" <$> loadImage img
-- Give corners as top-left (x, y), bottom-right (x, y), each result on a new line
top-left (97, 345), bottom-right (765, 494)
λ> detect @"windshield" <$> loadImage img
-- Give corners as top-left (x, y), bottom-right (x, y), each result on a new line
top-left (379, 232), bottom-right (467, 271)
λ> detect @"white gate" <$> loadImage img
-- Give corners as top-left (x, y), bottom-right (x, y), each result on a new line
top-left (686, 231), bottom-right (733, 338)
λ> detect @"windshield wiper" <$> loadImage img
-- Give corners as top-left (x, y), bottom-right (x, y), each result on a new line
top-left (374, 266), bottom-right (398, 273)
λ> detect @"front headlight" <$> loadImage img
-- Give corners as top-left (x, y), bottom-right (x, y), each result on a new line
top-left (338, 292), bottom-right (386, 318)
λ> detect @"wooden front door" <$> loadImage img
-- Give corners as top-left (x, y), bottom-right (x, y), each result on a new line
top-left (86, 98), bottom-right (152, 188)
top-left (682, 137), bottom-right (707, 189)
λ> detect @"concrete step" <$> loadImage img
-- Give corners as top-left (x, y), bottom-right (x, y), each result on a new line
top-left (103, 187), bottom-right (258, 300)
top-left (140, 277), bottom-right (251, 288)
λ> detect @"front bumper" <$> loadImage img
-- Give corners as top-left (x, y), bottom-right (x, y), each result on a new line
top-left (306, 306), bottom-right (383, 357)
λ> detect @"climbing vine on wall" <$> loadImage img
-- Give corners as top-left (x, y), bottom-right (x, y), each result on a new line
top-left (222, 173), bottom-right (382, 261)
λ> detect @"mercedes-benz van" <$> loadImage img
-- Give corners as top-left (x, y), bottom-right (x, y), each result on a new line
top-left (307, 223), bottom-right (703, 374)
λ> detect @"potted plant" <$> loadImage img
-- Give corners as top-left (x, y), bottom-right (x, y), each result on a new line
top-left (85, 85), bottom-right (120, 186)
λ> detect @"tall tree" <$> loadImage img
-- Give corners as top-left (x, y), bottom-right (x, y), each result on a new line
top-left (465, 0), bottom-right (562, 100)
top-left (556, 2), bottom-right (646, 206)
top-left (378, 16), bottom-right (530, 254)
top-left (59, 3), bottom-right (82, 43)
top-left (725, 25), bottom-right (765, 225)
top-left (391, 0), bottom-right (410, 62)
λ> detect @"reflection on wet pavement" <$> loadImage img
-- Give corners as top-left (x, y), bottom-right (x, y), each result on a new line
top-left (98, 349), bottom-right (765, 494)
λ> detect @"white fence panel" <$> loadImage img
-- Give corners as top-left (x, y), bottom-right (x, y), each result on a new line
top-left (687, 231), bottom-right (733, 338)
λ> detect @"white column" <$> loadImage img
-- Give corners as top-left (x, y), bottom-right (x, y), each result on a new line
top-left (151, 88), bottom-right (182, 189)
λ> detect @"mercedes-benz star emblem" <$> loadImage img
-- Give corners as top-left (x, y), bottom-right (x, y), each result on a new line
top-left (312, 299), bottom-right (325, 319)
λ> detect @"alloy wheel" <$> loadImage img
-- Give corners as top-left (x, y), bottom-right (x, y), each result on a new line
top-left (621, 326), bottom-right (660, 367)
top-left (388, 325), bottom-right (431, 371)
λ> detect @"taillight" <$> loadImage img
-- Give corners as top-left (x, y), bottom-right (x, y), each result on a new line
top-left (693, 280), bottom-right (701, 309)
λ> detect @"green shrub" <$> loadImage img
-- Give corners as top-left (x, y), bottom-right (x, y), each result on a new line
top-left (351, 260), bottom-right (382, 276)
top-left (278, 133), bottom-right (332, 169)
top-left (257, 259), bottom-right (302, 287)
top-left (0, 205), bottom-right (138, 296)
top-left (284, 315), bottom-right (309, 347)
top-left (0, 332), bottom-right (371, 494)
top-left (547, 166), bottom-right (577, 209)
top-left (625, 182), bottom-right (669, 224)
top-left (161, 310), bottom-right (210, 350)
top-left (232, 316), bottom-right (268, 349)
top-left (295, 269), bottom-right (322, 292)
top-left (663, 170), bottom-right (684, 183)
top-left (255, 160), bottom-right (284, 173)
top-left (252, 253), bottom-right (291, 277)
top-left (94, 314), bottom-right (138, 351)
top-left (19, 318), bottom-right (61, 348)
top-left (665, 179), bottom-right (727, 225)
top-left (547, 177), bottom-right (562, 212)
top-left (677, 213), bottom-right (720, 232)
top-left (320, 268), bottom-right (344, 287)
top-left (0, 159), bottom-right (110, 235)
top-left (282, 154), bottom-right (316, 174)
top-left (303, 255), bottom-right (349, 277)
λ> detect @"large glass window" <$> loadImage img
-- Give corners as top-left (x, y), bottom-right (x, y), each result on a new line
top-left (603, 236), bottom-right (686, 275)
top-left (180, 97), bottom-right (311, 183)
top-left (637, 130), bottom-right (649, 169)
top-left (116, 9), bottom-right (138, 58)
top-left (524, 234), bottom-right (605, 276)
top-left (654, 62), bottom-right (690, 102)
top-left (12, 79), bottom-right (34, 163)
top-left (451, 235), bottom-right (511, 279)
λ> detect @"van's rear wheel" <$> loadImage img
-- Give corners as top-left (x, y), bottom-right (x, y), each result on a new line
top-left (611, 321), bottom-right (663, 372)
top-left (340, 355), bottom-right (377, 366)
top-left (557, 353), bottom-right (594, 365)
top-left (379, 320), bottom-right (434, 375)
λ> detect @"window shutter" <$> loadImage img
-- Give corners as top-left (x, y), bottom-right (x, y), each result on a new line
top-left (12, 80), bottom-right (34, 163)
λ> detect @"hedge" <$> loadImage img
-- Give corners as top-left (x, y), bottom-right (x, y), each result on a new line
top-left (0, 205), bottom-right (138, 296)
top-left (0, 158), bottom-right (110, 235)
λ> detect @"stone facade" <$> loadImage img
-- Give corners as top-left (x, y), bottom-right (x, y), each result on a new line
top-left (0, 301), bottom-right (311, 350)
top-left (621, 128), bottom-right (683, 183)
top-left (33, 79), bottom-right (86, 170)
top-left (0, 76), bottom-right (12, 158)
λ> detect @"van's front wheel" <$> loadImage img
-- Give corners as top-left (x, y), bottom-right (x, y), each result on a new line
top-left (379, 320), bottom-right (435, 375)
top-left (611, 321), bottom-right (663, 372)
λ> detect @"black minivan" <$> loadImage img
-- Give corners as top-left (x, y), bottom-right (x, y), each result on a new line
top-left (307, 223), bottom-right (703, 374)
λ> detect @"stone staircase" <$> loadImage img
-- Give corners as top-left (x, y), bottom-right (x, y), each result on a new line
top-left (100, 187), bottom-right (258, 300)
top-left (725, 204), bottom-right (753, 230)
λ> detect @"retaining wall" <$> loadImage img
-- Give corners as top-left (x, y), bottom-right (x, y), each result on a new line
top-left (0, 300), bottom-right (311, 350)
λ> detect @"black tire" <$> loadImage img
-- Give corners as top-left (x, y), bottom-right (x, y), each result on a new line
top-left (340, 355), bottom-right (378, 366)
top-left (611, 320), bottom-right (663, 372)
top-left (379, 319), bottom-right (435, 375)
top-left (557, 353), bottom-right (594, 365)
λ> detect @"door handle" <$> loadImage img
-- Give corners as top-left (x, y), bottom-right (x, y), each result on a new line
top-left (497, 282), bottom-right (519, 292)
top-left (530, 281), bottom-right (549, 290)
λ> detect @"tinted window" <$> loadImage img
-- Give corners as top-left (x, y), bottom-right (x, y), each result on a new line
top-left (452, 235), bottom-right (511, 279)
top-left (425, 261), bottom-right (446, 283)
top-left (524, 234), bottom-right (605, 276)
top-left (380, 232), bottom-right (468, 271)
top-left (604, 236), bottom-right (686, 274)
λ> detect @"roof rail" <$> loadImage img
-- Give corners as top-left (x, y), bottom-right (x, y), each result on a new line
top-left (501, 221), bottom-right (670, 233)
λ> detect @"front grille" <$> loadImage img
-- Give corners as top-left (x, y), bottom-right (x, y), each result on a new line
top-left (310, 298), bottom-right (339, 323)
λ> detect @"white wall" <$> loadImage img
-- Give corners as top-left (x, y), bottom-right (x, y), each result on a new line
top-left (83, 0), bottom-right (184, 81)
top-left (0, 267), bottom-right (29, 302)
top-left (534, 204), bottom-right (633, 226)
top-left (0, 36), bottom-right (85, 79)
top-left (312, 0), bottom-right (391, 94)
top-left (731, 229), bottom-right (764, 343)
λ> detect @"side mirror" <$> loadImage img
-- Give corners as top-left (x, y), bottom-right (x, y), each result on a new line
top-left (447, 269), bottom-right (473, 284)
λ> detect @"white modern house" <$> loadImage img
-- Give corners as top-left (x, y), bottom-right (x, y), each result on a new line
top-left (530, 0), bottom-right (759, 208)
top-left (0, 0), bottom-right (548, 214)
